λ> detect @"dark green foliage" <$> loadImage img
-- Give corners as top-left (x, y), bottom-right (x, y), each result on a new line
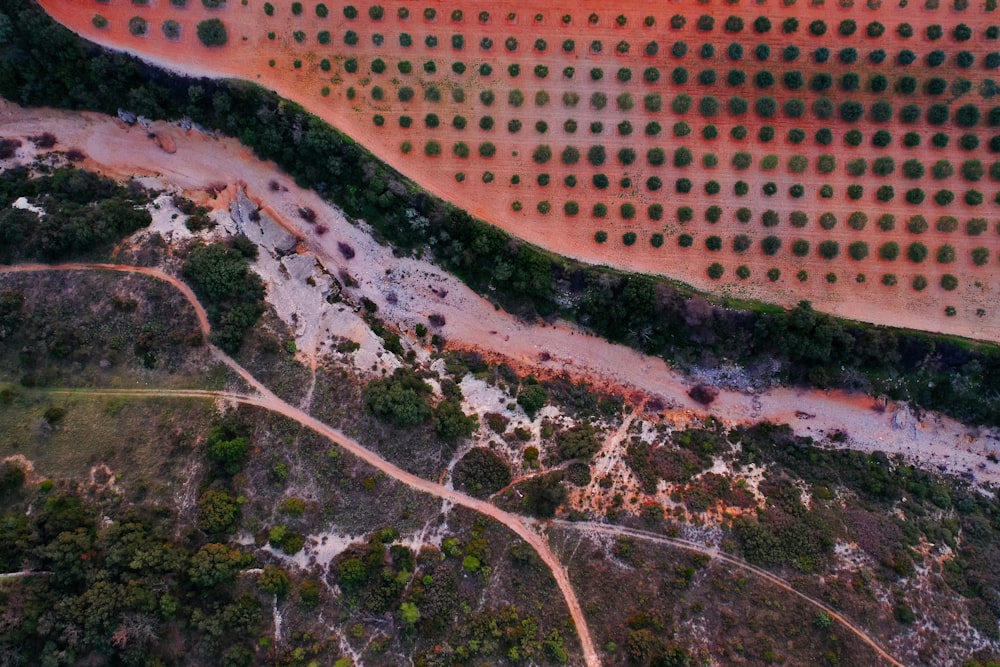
top-left (434, 399), bottom-right (476, 441)
top-left (517, 384), bottom-right (548, 417)
top-left (761, 236), bottom-right (781, 256)
top-left (0, 167), bottom-right (151, 263)
top-left (555, 423), bottom-right (601, 461)
top-left (453, 448), bottom-right (511, 497)
top-left (197, 489), bottom-right (240, 533)
top-left (128, 16), bottom-right (148, 36)
top-left (196, 18), bottom-right (227, 46)
top-left (205, 421), bottom-right (251, 475)
top-left (182, 243), bottom-right (264, 352)
top-left (363, 369), bottom-right (432, 426)
top-left (519, 472), bottom-right (566, 518)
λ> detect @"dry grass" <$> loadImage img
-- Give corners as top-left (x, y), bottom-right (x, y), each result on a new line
top-left (0, 388), bottom-right (215, 504)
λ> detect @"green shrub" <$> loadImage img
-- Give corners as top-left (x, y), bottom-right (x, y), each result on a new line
top-left (936, 245), bottom-right (956, 264)
top-left (761, 236), bottom-right (782, 255)
top-left (196, 18), bottom-right (227, 46)
top-left (424, 141), bottom-right (442, 157)
top-left (818, 241), bottom-right (840, 260)
top-left (848, 241), bottom-right (869, 261)
top-left (907, 242), bottom-right (928, 263)
top-left (128, 16), bottom-right (148, 36)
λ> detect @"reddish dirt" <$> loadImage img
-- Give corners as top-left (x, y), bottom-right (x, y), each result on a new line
top-left (39, 0), bottom-right (1000, 341)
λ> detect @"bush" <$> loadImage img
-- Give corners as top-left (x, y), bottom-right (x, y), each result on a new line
top-left (936, 245), bottom-right (956, 264)
top-left (848, 242), bottom-right (869, 261)
top-left (878, 241), bottom-right (899, 262)
top-left (907, 243), bottom-right (928, 263)
top-left (424, 141), bottom-right (442, 157)
top-left (936, 216), bottom-right (958, 233)
top-left (818, 241), bottom-right (840, 260)
top-left (128, 16), bottom-right (148, 36)
top-left (812, 98), bottom-right (834, 120)
top-left (934, 190), bottom-right (954, 206)
top-left (453, 448), bottom-right (511, 498)
top-left (840, 101), bottom-right (864, 123)
top-left (761, 236), bottom-right (782, 255)
top-left (940, 274), bottom-right (959, 291)
top-left (967, 218), bottom-right (988, 236)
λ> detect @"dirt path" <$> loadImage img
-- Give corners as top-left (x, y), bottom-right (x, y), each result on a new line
top-left (547, 519), bottom-right (906, 667)
top-left (0, 266), bottom-right (587, 605)
top-left (43, 383), bottom-right (600, 666)
top-left (6, 259), bottom-right (599, 665)
top-left (46, 381), bottom-right (908, 667)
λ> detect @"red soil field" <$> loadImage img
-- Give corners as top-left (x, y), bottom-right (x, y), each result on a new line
top-left (39, 0), bottom-right (1000, 343)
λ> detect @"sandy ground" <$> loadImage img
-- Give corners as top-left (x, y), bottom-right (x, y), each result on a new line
top-left (2, 101), bottom-right (997, 491)
top-left (36, 0), bottom-right (1000, 343)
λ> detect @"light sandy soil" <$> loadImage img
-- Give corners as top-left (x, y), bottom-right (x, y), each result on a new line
top-left (2, 101), bottom-right (996, 490)
top-left (37, 0), bottom-right (1000, 343)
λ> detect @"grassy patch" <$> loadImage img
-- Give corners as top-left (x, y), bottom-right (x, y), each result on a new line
top-left (0, 390), bottom-right (214, 503)
top-left (0, 271), bottom-right (230, 390)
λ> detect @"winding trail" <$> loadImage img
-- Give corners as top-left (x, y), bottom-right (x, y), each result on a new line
top-left (545, 519), bottom-right (906, 667)
top-left (0, 264), bottom-right (600, 667)
top-left (44, 383), bottom-right (601, 666)
top-left (0, 259), bottom-right (920, 667)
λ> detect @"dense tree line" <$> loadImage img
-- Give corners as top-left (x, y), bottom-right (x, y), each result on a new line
top-left (2, 0), bottom-right (997, 426)
top-left (0, 477), bottom-right (262, 665)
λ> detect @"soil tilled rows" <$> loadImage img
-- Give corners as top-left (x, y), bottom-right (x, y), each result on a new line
top-left (40, 0), bottom-right (1000, 341)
